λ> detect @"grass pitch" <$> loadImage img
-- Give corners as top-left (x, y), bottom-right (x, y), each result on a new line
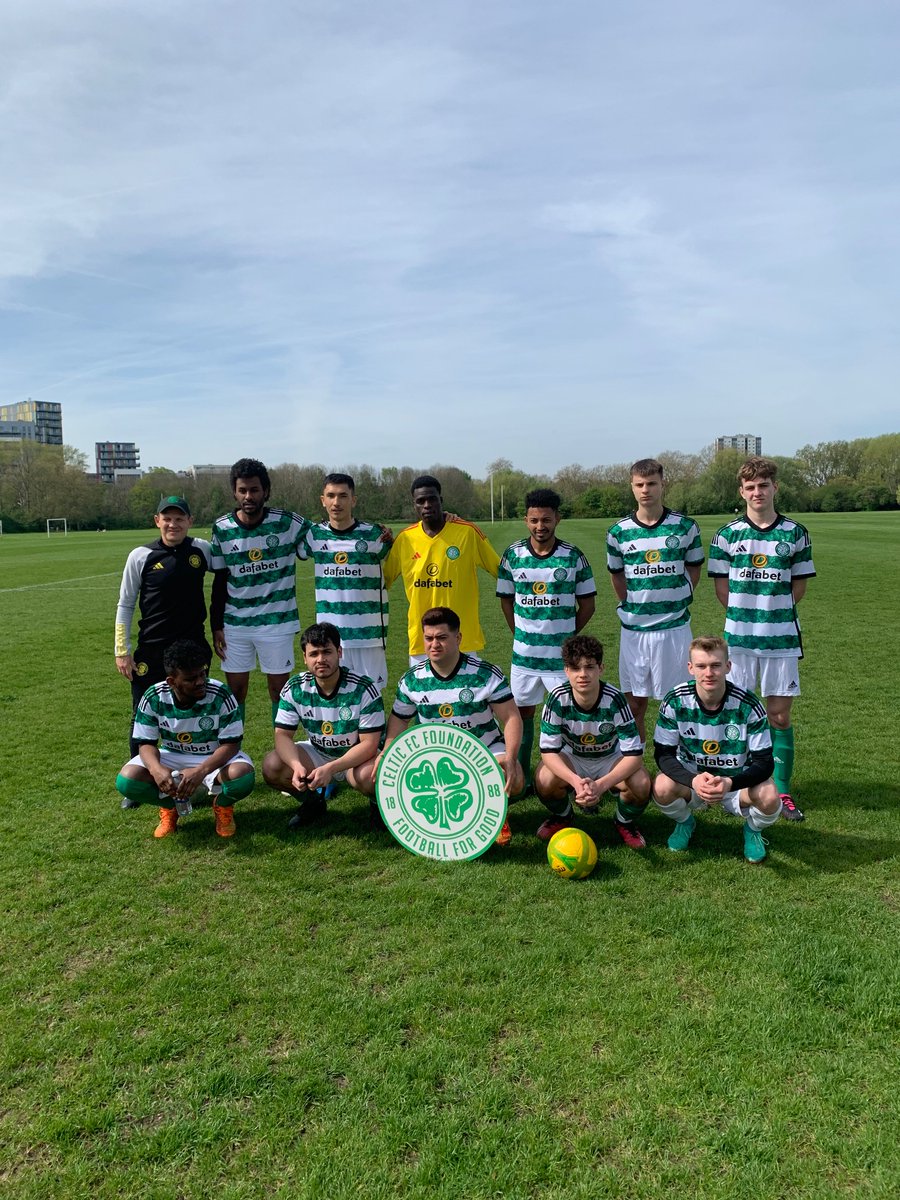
top-left (0, 513), bottom-right (898, 1198)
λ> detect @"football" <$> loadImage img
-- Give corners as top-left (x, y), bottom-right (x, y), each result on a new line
top-left (547, 827), bottom-right (598, 880)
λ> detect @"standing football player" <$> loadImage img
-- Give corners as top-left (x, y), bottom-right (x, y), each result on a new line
top-left (383, 476), bottom-right (500, 663)
top-left (301, 473), bottom-right (392, 690)
top-left (210, 458), bottom-right (308, 724)
top-left (497, 488), bottom-right (596, 786)
top-left (606, 459), bottom-right (704, 742)
top-left (114, 495), bottom-right (212, 803)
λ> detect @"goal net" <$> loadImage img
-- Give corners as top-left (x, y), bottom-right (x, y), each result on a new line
top-left (47, 518), bottom-right (68, 536)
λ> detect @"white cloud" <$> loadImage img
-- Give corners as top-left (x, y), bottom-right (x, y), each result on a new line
top-left (1, 1), bottom-right (899, 472)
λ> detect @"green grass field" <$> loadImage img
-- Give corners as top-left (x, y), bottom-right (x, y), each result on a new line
top-left (1, 513), bottom-right (898, 1198)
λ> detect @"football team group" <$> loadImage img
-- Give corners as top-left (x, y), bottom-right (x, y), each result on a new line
top-left (113, 454), bottom-right (814, 864)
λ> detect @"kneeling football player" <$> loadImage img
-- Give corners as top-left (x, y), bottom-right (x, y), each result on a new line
top-left (652, 636), bottom-right (782, 863)
top-left (534, 634), bottom-right (652, 849)
top-left (262, 623), bottom-right (384, 830)
top-left (114, 638), bottom-right (254, 838)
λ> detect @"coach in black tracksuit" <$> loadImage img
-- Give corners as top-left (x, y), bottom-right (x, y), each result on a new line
top-left (114, 496), bottom-right (213, 791)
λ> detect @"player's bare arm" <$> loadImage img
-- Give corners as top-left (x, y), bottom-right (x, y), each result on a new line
top-left (593, 754), bottom-right (645, 799)
top-left (491, 697), bottom-right (523, 794)
top-left (574, 593), bottom-right (596, 632)
top-left (713, 577), bottom-right (730, 608)
top-left (374, 711), bottom-right (411, 772)
top-left (499, 594), bottom-right (516, 635)
top-left (138, 745), bottom-right (176, 796)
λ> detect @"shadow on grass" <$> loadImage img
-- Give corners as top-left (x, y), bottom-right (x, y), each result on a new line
top-left (640, 811), bottom-right (899, 876)
top-left (786, 778), bottom-right (900, 813)
top-left (137, 781), bottom-right (900, 878)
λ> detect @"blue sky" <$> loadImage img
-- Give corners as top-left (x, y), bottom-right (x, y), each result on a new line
top-left (3, 1), bottom-right (898, 476)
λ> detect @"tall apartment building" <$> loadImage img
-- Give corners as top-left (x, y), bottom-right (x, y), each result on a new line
top-left (0, 419), bottom-right (37, 443)
top-left (0, 400), bottom-right (63, 445)
top-left (716, 434), bottom-right (762, 456)
top-left (96, 441), bottom-right (141, 484)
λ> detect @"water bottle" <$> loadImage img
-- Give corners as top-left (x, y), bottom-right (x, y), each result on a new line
top-left (170, 769), bottom-right (193, 817)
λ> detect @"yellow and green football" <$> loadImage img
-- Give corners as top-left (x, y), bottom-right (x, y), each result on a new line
top-left (547, 827), bottom-right (598, 880)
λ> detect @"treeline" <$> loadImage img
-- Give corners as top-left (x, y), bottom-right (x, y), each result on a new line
top-left (0, 434), bottom-right (897, 531)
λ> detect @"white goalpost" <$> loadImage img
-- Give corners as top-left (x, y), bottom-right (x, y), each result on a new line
top-left (46, 518), bottom-right (68, 536)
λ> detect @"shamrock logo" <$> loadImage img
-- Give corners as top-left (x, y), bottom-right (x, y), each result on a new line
top-left (403, 756), bottom-right (474, 830)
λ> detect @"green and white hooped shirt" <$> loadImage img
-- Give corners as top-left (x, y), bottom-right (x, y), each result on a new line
top-left (210, 508), bottom-right (309, 633)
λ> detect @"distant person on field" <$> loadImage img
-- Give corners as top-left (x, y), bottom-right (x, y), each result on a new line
top-left (115, 639), bottom-right (255, 839)
top-left (383, 476), bottom-right (500, 663)
top-left (210, 458), bottom-right (309, 725)
top-left (535, 635), bottom-right (651, 850)
top-left (605, 458), bottom-right (704, 742)
top-left (497, 487), bottom-right (596, 786)
top-left (379, 606), bottom-right (524, 848)
top-left (262, 622), bottom-right (385, 832)
top-left (708, 457), bottom-right (815, 821)
top-left (114, 495), bottom-right (212, 803)
top-left (653, 635), bottom-right (781, 864)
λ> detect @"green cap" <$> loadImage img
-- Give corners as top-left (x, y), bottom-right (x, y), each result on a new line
top-left (156, 495), bottom-right (191, 516)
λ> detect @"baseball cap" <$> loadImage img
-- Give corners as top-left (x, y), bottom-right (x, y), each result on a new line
top-left (156, 495), bottom-right (191, 516)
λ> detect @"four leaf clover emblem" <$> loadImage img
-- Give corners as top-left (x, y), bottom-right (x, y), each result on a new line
top-left (404, 756), bottom-right (474, 830)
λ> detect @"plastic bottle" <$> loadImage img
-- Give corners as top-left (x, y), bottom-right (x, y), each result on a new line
top-left (170, 769), bottom-right (193, 817)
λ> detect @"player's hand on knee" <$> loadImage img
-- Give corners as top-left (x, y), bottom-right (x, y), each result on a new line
top-left (153, 768), bottom-right (176, 796)
top-left (180, 766), bottom-right (206, 797)
top-left (307, 765), bottom-right (333, 792)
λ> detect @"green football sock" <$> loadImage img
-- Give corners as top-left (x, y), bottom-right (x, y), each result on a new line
top-left (517, 718), bottom-right (535, 782)
top-left (220, 771), bottom-right (255, 802)
top-left (237, 702), bottom-right (246, 722)
top-left (616, 799), bottom-right (646, 824)
top-left (115, 775), bottom-right (159, 806)
top-left (772, 726), bottom-right (795, 794)
top-left (540, 790), bottom-right (574, 818)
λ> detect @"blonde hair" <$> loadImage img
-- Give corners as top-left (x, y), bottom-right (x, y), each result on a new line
top-left (689, 635), bottom-right (728, 659)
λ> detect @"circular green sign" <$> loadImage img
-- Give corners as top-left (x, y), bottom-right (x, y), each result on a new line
top-left (376, 724), bottom-right (508, 860)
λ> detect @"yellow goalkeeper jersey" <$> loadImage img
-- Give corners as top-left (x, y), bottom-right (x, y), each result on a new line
top-left (384, 517), bottom-right (501, 654)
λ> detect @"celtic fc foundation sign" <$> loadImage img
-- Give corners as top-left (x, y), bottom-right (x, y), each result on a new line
top-left (376, 724), bottom-right (508, 860)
